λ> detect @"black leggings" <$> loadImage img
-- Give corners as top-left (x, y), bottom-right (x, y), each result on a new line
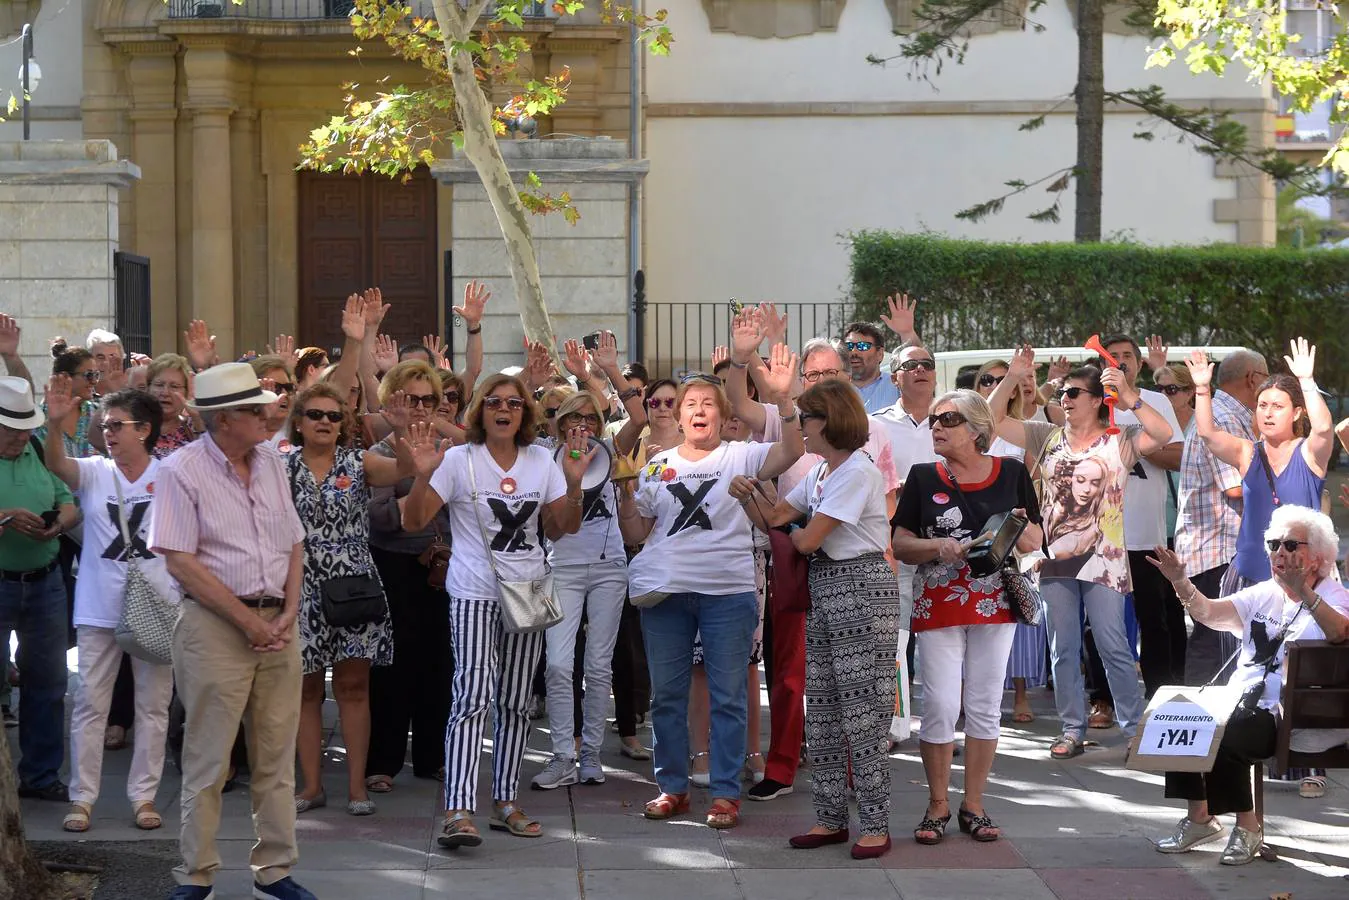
top-left (1164, 707), bottom-right (1276, 817)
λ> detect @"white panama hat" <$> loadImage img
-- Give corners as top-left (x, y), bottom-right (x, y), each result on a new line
top-left (0, 376), bottom-right (45, 431)
top-left (188, 362), bottom-right (279, 411)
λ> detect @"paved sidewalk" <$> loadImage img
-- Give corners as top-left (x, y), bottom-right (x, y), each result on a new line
top-left (12, 687), bottom-right (1349, 900)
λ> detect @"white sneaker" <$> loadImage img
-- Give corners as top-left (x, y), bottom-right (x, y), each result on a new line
top-left (531, 755), bottom-right (577, 790)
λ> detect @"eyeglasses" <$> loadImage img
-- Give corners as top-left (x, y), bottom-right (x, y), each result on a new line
top-left (680, 372), bottom-right (723, 387)
top-left (232, 404), bottom-right (266, 418)
top-left (978, 373), bottom-right (1005, 388)
top-left (483, 396), bottom-right (525, 411)
top-left (80, 370), bottom-right (102, 383)
top-left (406, 394), bottom-right (437, 409)
top-left (1266, 538), bottom-right (1309, 553)
top-left (443, 391), bottom-right (460, 405)
top-left (562, 413), bottom-right (601, 427)
top-left (647, 397), bottom-right (676, 410)
top-left (897, 359), bottom-right (936, 372)
top-left (274, 382), bottom-right (296, 395)
top-left (1056, 386), bottom-right (1102, 401)
top-left (845, 341), bottom-right (875, 352)
top-left (100, 420), bottom-right (143, 433)
top-left (797, 412), bottom-right (823, 427)
top-left (303, 409), bottom-right (344, 423)
top-left (802, 368), bottom-right (841, 384)
top-left (927, 411), bottom-right (968, 429)
top-left (149, 380), bottom-right (186, 393)
top-left (1159, 384), bottom-right (1191, 397)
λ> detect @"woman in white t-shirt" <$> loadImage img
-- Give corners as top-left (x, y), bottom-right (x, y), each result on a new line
top-left (42, 382), bottom-right (178, 834)
top-left (616, 346), bottom-right (803, 831)
top-left (1147, 504), bottom-right (1349, 866)
top-left (403, 373), bottom-right (593, 850)
top-left (732, 379), bottom-right (898, 859)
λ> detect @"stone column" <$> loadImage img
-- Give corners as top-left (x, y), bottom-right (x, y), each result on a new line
top-left (231, 108), bottom-right (266, 354)
top-left (0, 140), bottom-right (141, 378)
top-left (430, 138), bottom-right (648, 374)
top-left (189, 106), bottom-right (235, 354)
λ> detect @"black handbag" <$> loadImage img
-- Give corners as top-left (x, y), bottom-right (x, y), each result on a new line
top-left (320, 574), bottom-right (387, 628)
top-left (939, 463), bottom-right (1042, 625)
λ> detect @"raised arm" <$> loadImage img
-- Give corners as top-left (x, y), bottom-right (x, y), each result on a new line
top-left (362, 399), bottom-right (422, 487)
top-left (454, 280), bottom-right (489, 391)
top-left (1105, 367), bottom-right (1173, 455)
top-left (40, 375), bottom-right (82, 490)
top-left (727, 308), bottom-right (769, 436)
top-left (401, 434), bottom-right (450, 532)
top-left (990, 344), bottom-right (1034, 448)
top-left (1185, 350), bottom-right (1253, 474)
top-left (0, 315), bottom-right (32, 388)
top-left (1285, 338), bottom-right (1335, 477)
top-left (879, 293), bottom-right (921, 345)
top-left (590, 331), bottom-right (647, 455)
top-left (755, 343), bottom-right (805, 480)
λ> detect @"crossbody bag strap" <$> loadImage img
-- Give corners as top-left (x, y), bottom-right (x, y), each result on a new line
top-left (1255, 442), bottom-right (1280, 507)
top-left (111, 463), bottom-right (134, 553)
top-left (465, 446), bottom-right (504, 586)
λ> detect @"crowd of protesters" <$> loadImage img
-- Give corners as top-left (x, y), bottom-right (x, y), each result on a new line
top-left (1, 287), bottom-right (1347, 899)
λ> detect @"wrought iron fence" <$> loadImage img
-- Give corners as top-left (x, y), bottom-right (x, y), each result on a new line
top-left (640, 299), bottom-right (854, 380)
top-left (166, 0), bottom-right (551, 19)
top-left (113, 252), bottom-right (152, 357)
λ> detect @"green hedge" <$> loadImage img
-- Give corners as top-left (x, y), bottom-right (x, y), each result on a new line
top-left (848, 232), bottom-right (1349, 394)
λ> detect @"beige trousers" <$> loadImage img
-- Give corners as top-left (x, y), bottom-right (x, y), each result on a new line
top-left (173, 599), bottom-right (302, 888)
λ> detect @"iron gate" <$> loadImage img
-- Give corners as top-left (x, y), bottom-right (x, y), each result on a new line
top-left (113, 252), bottom-right (151, 356)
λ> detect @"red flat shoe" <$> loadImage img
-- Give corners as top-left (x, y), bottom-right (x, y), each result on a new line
top-left (789, 828), bottom-right (849, 849)
top-left (851, 837), bottom-right (892, 860)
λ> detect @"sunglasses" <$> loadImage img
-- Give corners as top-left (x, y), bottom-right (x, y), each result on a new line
top-left (274, 382), bottom-right (296, 395)
top-left (484, 396), bottom-right (525, 411)
top-left (927, 411), bottom-right (968, 429)
top-left (80, 370), bottom-right (102, 383)
top-left (443, 391), bottom-right (460, 405)
top-left (100, 420), bottom-right (143, 434)
top-left (978, 373), bottom-right (1005, 388)
top-left (797, 412), bottom-right (823, 427)
top-left (1056, 386), bottom-right (1102, 401)
top-left (406, 394), bottom-right (437, 409)
top-left (647, 397), bottom-right (676, 410)
top-left (802, 368), bottom-right (841, 384)
top-left (680, 372), bottom-right (723, 387)
top-left (231, 404), bottom-right (267, 418)
top-left (1266, 538), bottom-right (1309, 553)
top-left (1159, 384), bottom-right (1191, 397)
top-left (897, 359), bottom-right (936, 372)
top-left (845, 341), bottom-right (875, 352)
top-left (303, 409), bottom-right (344, 423)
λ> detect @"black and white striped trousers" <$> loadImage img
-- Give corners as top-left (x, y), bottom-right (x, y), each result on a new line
top-left (443, 595), bottom-right (546, 813)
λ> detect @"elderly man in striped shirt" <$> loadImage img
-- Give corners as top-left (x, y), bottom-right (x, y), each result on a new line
top-left (148, 363), bottom-right (316, 900)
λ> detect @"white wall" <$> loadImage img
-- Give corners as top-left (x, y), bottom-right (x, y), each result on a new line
top-left (0, 0), bottom-right (85, 142)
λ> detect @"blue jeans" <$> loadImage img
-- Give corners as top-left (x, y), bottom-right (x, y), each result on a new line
top-left (1041, 577), bottom-right (1144, 741)
top-left (0, 569), bottom-right (69, 787)
top-left (641, 591), bottom-right (757, 799)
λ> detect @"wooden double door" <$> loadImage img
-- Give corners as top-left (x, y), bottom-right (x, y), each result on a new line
top-left (298, 168), bottom-right (439, 357)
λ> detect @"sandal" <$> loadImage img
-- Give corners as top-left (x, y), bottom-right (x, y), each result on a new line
top-left (437, 810), bottom-right (483, 849)
top-left (957, 806), bottom-right (999, 842)
top-left (644, 792), bottom-right (690, 820)
top-left (913, 799), bottom-right (951, 845)
top-left (365, 775), bottom-right (395, 794)
top-left (1011, 704), bottom-right (1035, 723)
top-left (743, 752), bottom-right (766, 785)
top-left (1299, 776), bottom-right (1327, 799)
top-left (62, 802), bottom-right (92, 833)
top-left (489, 801), bottom-right (542, 838)
top-left (133, 801), bottom-right (162, 830)
top-left (1050, 734), bottom-right (1084, 760)
top-left (690, 751), bottom-right (710, 788)
top-left (705, 797), bottom-right (740, 830)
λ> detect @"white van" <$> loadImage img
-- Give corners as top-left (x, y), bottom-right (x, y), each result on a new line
top-left (930, 346), bottom-right (1249, 394)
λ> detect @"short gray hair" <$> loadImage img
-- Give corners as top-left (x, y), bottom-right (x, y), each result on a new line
top-left (889, 340), bottom-right (929, 373)
top-left (931, 389), bottom-right (994, 453)
top-left (1264, 504), bottom-right (1341, 578)
top-left (800, 337), bottom-right (844, 371)
top-left (86, 328), bottom-right (122, 349)
top-left (1215, 348), bottom-right (1264, 386)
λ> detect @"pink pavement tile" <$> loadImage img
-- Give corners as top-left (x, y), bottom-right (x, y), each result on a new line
top-left (1037, 867), bottom-right (1211, 900)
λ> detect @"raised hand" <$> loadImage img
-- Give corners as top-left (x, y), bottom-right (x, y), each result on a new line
top-left (183, 319), bottom-right (218, 371)
top-left (44, 374), bottom-right (78, 422)
top-left (0, 314), bottom-right (19, 356)
top-left (362, 288), bottom-right (390, 329)
top-left (1046, 354), bottom-right (1071, 383)
top-left (1145, 334), bottom-right (1169, 374)
top-left (453, 280), bottom-right (491, 329)
top-left (880, 293), bottom-right (918, 338)
top-left (1100, 367), bottom-right (1132, 406)
top-left (401, 420), bottom-right (448, 479)
top-left (562, 339), bottom-right (591, 382)
top-left (384, 390), bottom-right (411, 430)
top-left (730, 307), bottom-right (766, 362)
top-left (1284, 336), bottom-right (1316, 380)
top-left (267, 334), bottom-right (297, 372)
top-left (1007, 344), bottom-right (1037, 381)
top-left (421, 334), bottom-right (447, 370)
top-left (1184, 349), bottom-right (1213, 389)
top-left (342, 294), bottom-right (367, 342)
top-left (758, 302), bottom-right (788, 346)
top-left (711, 345), bottom-right (729, 367)
top-left (592, 330), bottom-right (620, 370)
top-left (373, 334), bottom-right (399, 374)
top-left (559, 426), bottom-right (598, 487)
top-left (760, 342), bottom-right (799, 403)
top-left (524, 339), bottom-right (555, 391)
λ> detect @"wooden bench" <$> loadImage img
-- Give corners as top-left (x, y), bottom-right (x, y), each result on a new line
top-left (1253, 639), bottom-right (1349, 855)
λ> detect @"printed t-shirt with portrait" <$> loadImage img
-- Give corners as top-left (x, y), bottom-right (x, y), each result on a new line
top-left (548, 437), bottom-right (626, 567)
top-left (1022, 421), bottom-right (1140, 595)
top-left (1225, 577), bottom-right (1349, 712)
top-left (1111, 387), bottom-right (1183, 550)
top-left (784, 450), bottom-right (889, 561)
top-left (627, 439), bottom-right (772, 597)
top-left (891, 457), bottom-right (1038, 632)
top-left (71, 456), bottom-right (180, 629)
top-left (430, 443), bottom-right (568, 602)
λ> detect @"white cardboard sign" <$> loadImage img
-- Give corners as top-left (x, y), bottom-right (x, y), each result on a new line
top-left (1137, 701), bottom-right (1219, 758)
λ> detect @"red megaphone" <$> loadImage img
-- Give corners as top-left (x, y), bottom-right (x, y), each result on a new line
top-left (1083, 334), bottom-right (1120, 435)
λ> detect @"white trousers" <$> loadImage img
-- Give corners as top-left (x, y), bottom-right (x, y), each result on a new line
top-left (916, 623), bottom-right (1016, 745)
top-left (69, 626), bottom-right (175, 807)
top-left (545, 560), bottom-right (628, 758)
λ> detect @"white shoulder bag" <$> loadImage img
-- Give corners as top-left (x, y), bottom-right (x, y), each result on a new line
top-left (112, 468), bottom-right (179, 665)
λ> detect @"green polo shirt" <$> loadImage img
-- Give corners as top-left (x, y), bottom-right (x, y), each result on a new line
top-left (0, 440), bottom-right (74, 572)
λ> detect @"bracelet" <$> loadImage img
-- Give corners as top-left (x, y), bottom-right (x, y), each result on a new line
top-left (1128, 397), bottom-right (1143, 412)
top-left (729, 358), bottom-right (750, 369)
top-left (778, 408), bottom-right (797, 422)
top-left (567, 494), bottom-right (583, 507)
top-left (1193, 388), bottom-right (1211, 396)
top-left (1304, 593), bottom-right (1323, 614)
top-left (618, 387), bottom-right (641, 402)
top-left (466, 325), bottom-right (482, 335)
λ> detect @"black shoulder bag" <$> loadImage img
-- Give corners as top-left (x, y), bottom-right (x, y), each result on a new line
top-left (289, 454), bottom-right (387, 628)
